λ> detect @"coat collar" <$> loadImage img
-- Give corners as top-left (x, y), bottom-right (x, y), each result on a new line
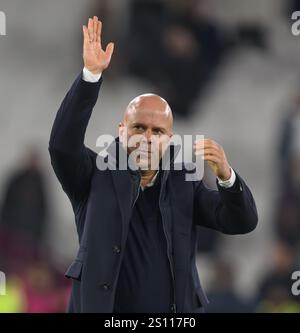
top-left (106, 137), bottom-right (181, 246)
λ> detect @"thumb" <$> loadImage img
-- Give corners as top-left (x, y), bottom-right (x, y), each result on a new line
top-left (105, 42), bottom-right (115, 61)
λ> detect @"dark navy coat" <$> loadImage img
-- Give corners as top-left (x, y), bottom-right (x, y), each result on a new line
top-left (48, 72), bottom-right (258, 313)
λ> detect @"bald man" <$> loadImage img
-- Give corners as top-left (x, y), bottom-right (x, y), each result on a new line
top-left (49, 17), bottom-right (258, 313)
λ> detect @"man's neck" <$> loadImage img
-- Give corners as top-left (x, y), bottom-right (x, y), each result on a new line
top-left (140, 170), bottom-right (158, 188)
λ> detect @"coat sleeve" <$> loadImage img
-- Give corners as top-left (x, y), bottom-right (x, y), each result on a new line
top-left (193, 172), bottom-right (258, 235)
top-left (48, 72), bottom-right (102, 203)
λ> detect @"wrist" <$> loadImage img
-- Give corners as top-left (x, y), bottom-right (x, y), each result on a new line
top-left (82, 67), bottom-right (102, 83)
top-left (85, 67), bottom-right (102, 75)
top-left (218, 167), bottom-right (231, 181)
top-left (217, 167), bottom-right (236, 189)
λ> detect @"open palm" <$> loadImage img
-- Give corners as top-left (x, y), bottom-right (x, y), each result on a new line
top-left (83, 16), bottom-right (114, 74)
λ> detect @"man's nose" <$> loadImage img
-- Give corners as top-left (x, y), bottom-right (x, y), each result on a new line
top-left (144, 129), bottom-right (152, 143)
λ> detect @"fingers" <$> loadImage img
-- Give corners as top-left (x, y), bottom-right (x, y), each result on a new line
top-left (195, 148), bottom-right (221, 157)
top-left (194, 139), bottom-right (221, 151)
top-left (194, 138), bottom-right (219, 147)
top-left (85, 16), bottom-right (103, 48)
top-left (82, 25), bottom-right (89, 46)
top-left (87, 18), bottom-right (94, 42)
top-left (194, 139), bottom-right (222, 158)
top-left (97, 20), bottom-right (102, 48)
top-left (202, 155), bottom-right (221, 164)
top-left (193, 139), bottom-right (224, 164)
top-left (194, 148), bottom-right (222, 166)
top-left (93, 16), bottom-right (98, 43)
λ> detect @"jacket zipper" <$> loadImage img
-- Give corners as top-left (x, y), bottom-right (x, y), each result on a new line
top-left (159, 178), bottom-right (177, 313)
top-left (132, 177), bottom-right (141, 208)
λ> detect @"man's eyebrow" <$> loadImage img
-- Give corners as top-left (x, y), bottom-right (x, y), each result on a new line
top-left (153, 126), bottom-right (166, 133)
top-left (131, 122), bottom-right (146, 128)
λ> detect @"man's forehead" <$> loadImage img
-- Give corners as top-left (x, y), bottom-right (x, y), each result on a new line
top-left (124, 94), bottom-right (173, 125)
top-left (126, 107), bottom-right (170, 122)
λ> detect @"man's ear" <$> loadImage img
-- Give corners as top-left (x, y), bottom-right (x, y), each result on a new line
top-left (118, 122), bottom-right (125, 143)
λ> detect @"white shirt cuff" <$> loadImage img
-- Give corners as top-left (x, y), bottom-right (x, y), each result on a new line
top-left (217, 168), bottom-right (236, 188)
top-left (82, 67), bottom-right (102, 83)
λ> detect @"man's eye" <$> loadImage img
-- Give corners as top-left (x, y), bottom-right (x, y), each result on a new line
top-left (134, 126), bottom-right (144, 131)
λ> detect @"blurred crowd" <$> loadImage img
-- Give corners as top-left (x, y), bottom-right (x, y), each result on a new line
top-left (97, 0), bottom-right (267, 118)
top-left (124, 0), bottom-right (268, 118)
top-left (0, 150), bottom-right (70, 312)
top-left (1, 0), bottom-right (300, 313)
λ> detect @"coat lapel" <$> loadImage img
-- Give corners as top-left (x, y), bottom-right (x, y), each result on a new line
top-left (106, 139), bottom-right (138, 245)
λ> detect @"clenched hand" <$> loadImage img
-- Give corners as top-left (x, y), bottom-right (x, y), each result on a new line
top-left (194, 139), bottom-right (231, 181)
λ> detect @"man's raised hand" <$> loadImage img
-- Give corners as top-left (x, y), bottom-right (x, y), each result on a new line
top-left (82, 16), bottom-right (114, 74)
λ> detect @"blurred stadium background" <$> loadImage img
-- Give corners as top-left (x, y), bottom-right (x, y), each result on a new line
top-left (1, 0), bottom-right (300, 312)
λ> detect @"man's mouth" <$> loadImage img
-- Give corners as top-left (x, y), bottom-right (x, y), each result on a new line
top-left (138, 150), bottom-right (153, 154)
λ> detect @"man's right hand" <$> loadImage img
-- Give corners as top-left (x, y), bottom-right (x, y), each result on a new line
top-left (83, 16), bottom-right (114, 75)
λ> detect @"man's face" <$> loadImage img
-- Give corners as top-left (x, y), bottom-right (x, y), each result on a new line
top-left (119, 95), bottom-right (173, 171)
